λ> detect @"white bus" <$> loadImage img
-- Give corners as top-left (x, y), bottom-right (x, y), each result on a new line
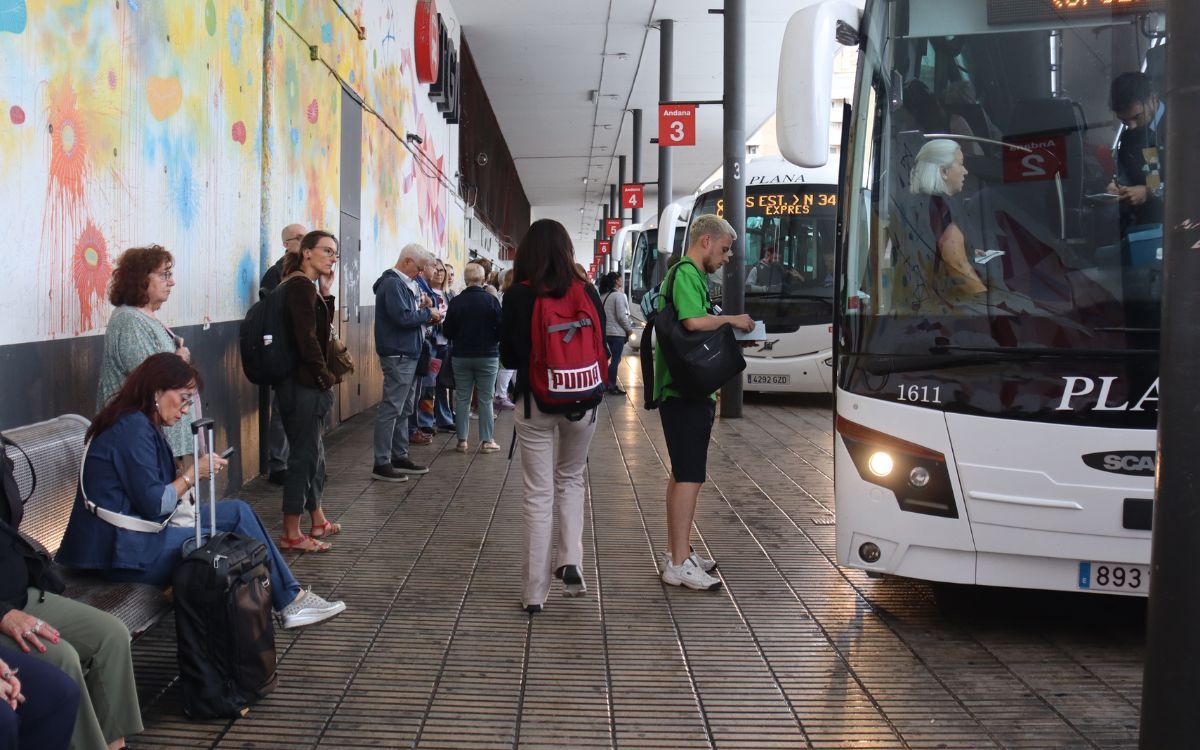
top-left (627, 198), bottom-right (691, 350)
top-left (691, 156), bottom-right (838, 393)
top-left (779, 0), bottom-right (1166, 595)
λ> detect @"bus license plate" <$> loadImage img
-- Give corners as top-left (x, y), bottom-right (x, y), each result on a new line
top-left (747, 374), bottom-right (789, 385)
top-left (1078, 561), bottom-right (1149, 594)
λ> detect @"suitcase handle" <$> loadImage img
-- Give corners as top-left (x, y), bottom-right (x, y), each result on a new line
top-left (191, 419), bottom-right (219, 550)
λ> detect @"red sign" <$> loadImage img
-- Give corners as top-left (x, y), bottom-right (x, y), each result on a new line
top-left (659, 103), bottom-right (697, 147)
top-left (414, 1), bottom-right (440, 84)
top-left (621, 183), bottom-right (644, 209)
top-left (604, 218), bottom-right (622, 237)
top-left (597, 240), bottom-right (611, 256)
top-left (1002, 135), bottom-right (1068, 183)
top-left (589, 263), bottom-right (597, 275)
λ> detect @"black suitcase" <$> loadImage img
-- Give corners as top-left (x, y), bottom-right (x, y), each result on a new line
top-left (173, 418), bottom-right (278, 719)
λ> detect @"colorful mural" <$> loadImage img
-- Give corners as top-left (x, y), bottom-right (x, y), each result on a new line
top-left (0, 0), bottom-right (483, 348)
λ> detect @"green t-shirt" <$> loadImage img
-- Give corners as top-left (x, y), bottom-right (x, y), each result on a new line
top-left (653, 256), bottom-right (718, 402)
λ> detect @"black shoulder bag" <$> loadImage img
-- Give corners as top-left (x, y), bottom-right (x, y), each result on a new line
top-left (653, 262), bottom-right (746, 399)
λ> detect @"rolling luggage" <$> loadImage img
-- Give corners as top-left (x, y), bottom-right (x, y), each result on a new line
top-left (173, 418), bottom-right (278, 719)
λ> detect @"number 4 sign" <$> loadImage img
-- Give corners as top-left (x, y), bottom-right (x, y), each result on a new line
top-left (621, 184), bottom-right (644, 209)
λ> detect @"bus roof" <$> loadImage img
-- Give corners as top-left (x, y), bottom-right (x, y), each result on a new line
top-left (698, 155), bottom-right (839, 194)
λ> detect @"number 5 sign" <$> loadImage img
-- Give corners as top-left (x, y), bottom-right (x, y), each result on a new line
top-left (621, 183), bottom-right (644, 209)
top-left (659, 103), bottom-right (696, 147)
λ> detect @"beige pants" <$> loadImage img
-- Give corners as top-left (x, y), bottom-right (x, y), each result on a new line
top-left (515, 402), bottom-right (598, 606)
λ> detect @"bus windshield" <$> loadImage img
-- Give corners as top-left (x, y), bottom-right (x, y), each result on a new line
top-left (629, 229), bottom-right (658, 305)
top-left (697, 184), bottom-right (837, 333)
top-left (842, 2), bottom-right (1166, 360)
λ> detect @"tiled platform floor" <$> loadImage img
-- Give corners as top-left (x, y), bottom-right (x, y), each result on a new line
top-left (132, 369), bottom-right (1146, 749)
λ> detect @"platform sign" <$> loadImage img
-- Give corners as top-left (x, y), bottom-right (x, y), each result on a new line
top-left (597, 240), bottom-right (611, 256)
top-left (604, 218), bottom-right (622, 237)
top-left (1003, 135), bottom-right (1068, 184)
top-left (659, 103), bottom-right (696, 147)
top-left (621, 183), bottom-right (644, 209)
top-left (589, 262), bottom-right (597, 276)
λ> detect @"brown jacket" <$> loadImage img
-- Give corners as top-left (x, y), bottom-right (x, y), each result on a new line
top-left (282, 273), bottom-right (337, 390)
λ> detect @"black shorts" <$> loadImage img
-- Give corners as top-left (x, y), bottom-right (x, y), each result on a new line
top-left (659, 397), bottom-right (717, 483)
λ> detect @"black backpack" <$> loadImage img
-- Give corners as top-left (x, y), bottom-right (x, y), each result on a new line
top-left (239, 279), bottom-right (297, 386)
top-left (652, 262), bottom-right (746, 400)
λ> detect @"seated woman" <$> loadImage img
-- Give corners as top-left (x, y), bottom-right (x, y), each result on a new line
top-left (909, 138), bottom-right (989, 304)
top-left (0, 647), bottom-right (80, 750)
top-left (56, 353), bottom-right (346, 631)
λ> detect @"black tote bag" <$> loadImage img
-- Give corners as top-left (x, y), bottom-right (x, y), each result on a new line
top-left (653, 263), bottom-right (745, 399)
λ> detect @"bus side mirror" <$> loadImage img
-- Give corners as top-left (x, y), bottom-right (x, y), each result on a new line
top-left (776, 0), bottom-right (864, 168)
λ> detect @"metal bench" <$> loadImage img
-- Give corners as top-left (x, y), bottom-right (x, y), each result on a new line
top-left (6, 415), bottom-right (170, 638)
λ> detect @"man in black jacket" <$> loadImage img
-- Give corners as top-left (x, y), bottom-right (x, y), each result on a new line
top-left (1107, 72), bottom-right (1165, 230)
top-left (259, 222), bottom-right (307, 484)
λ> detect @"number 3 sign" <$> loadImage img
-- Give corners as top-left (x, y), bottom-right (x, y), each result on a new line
top-left (659, 104), bottom-right (696, 147)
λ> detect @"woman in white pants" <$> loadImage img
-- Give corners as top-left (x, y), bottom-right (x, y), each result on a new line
top-left (493, 270), bottom-right (517, 411)
top-left (499, 220), bottom-right (608, 614)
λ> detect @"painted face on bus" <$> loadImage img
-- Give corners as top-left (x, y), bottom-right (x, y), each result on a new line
top-left (940, 149), bottom-right (968, 196)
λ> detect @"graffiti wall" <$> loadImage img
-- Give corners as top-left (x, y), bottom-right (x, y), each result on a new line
top-left (0, 0), bottom-right (499, 470)
top-left (0, 0), bottom-right (480, 347)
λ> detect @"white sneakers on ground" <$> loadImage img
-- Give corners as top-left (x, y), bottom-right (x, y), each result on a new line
top-left (659, 548), bottom-right (717, 573)
top-left (661, 556), bottom-right (722, 591)
top-left (280, 588), bottom-right (347, 629)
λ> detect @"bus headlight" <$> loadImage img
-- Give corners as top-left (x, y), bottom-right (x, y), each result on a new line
top-left (837, 416), bottom-right (958, 519)
top-left (867, 451), bottom-right (893, 477)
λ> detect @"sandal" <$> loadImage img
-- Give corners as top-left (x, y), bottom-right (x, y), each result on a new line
top-left (456, 440), bottom-right (469, 453)
top-left (278, 534), bottom-right (331, 552)
top-left (310, 520), bottom-right (341, 539)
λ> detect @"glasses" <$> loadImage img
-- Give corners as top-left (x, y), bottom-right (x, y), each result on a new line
top-left (152, 270), bottom-right (174, 281)
top-left (313, 246), bottom-right (339, 259)
top-left (178, 393), bottom-right (195, 409)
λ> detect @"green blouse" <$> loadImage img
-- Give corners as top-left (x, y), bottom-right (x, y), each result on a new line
top-left (96, 306), bottom-right (194, 457)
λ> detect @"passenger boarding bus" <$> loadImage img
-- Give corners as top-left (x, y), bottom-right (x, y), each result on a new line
top-left (691, 156), bottom-right (838, 393)
top-left (778, 0), bottom-right (1166, 595)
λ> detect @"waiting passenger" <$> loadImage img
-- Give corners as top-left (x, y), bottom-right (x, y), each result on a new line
top-left (2, 435), bottom-right (141, 749)
top-left (259, 222), bottom-right (308, 486)
top-left (276, 231), bottom-right (344, 550)
top-left (0, 648), bottom-right (80, 750)
top-left (443, 262), bottom-right (503, 454)
top-left (96, 245), bottom-right (195, 460)
top-left (598, 271), bottom-right (633, 395)
top-left (57, 353), bottom-right (346, 633)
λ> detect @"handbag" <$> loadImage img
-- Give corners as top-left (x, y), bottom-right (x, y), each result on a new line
top-left (327, 326), bottom-right (355, 379)
top-left (653, 261), bottom-right (746, 399)
top-left (415, 338), bottom-right (432, 377)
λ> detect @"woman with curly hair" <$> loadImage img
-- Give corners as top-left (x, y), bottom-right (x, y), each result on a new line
top-left (95, 245), bottom-right (195, 458)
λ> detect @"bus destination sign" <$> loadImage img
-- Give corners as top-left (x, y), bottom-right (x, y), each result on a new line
top-left (988, 0), bottom-right (1167, 25)
top-left (715, 192), bottom-right (837, 218)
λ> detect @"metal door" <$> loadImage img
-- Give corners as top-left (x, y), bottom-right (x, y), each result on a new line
top-left (337, 89), bottom-right (365, 420)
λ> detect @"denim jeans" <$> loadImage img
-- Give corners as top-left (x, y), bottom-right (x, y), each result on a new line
top-left (374, 354), bottom-right (421, 465)
top-left (453, 356), bottom-right (499, 442)
top-left (606, 335), bottom-right (627, 387)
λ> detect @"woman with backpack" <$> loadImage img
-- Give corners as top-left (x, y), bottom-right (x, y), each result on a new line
top-left (500, 219), bottom-right (609, 614)
top-left (598, 271), bottom-right (633, 395)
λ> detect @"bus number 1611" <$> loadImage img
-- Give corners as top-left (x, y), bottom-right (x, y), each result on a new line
top-left (897, 385), bottom-right (942, 404)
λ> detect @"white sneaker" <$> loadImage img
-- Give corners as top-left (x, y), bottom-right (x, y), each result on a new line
top-left (280, 589), bottom-right (347, 629)
top-left (661, 557), bottom-right (722, 591)
top-left (660, 548), bottom-right (717, 573)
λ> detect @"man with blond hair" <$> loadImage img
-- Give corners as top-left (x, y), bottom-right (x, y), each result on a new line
top-left (654, 214), bottom-right (753, 591)
top-left (371, 243), bottom-right (442, 482)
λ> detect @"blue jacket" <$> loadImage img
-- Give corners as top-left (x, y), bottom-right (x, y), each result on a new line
top-left (443, 286), bottom-right (502, 357)
top-left (56, 411), bottom-right (177, 572)
top-left (373, 268), bottom-right (432, 357)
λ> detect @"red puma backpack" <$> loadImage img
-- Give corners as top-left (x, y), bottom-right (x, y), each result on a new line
top-left (526, 280), bottom-right (608, 415)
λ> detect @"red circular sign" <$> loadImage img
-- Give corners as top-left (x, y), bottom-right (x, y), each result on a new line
top-left (414, 1), bottom-right (440, 84)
